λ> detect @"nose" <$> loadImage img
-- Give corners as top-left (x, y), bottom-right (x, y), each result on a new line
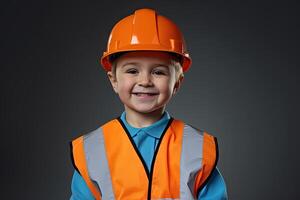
top-left (138, 72), bottom-right (153, 87)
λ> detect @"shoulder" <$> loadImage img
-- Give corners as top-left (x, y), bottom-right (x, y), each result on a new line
top-left (174, 119), bottom-right (217, 140)
top-left (72, 118), bottom-right (118, 143)
top-left (186, 123), bottom-right (217, 144)
top-left (173, 120), bottom-right (219, 157)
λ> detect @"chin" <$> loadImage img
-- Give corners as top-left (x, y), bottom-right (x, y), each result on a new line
top-left (133, 108), bottom-right (157, 114)
top-left (130, 105), bottom-right (165, 114)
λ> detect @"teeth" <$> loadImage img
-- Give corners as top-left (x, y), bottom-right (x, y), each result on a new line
top-left (134, 93), bottom-right (156, 96)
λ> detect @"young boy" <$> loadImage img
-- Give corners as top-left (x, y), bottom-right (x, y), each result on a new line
top-left (70, 8), bottom-right (227, 200)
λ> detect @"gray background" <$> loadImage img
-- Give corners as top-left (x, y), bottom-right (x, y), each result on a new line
top-left (1, 0), bottom-right (299, 199)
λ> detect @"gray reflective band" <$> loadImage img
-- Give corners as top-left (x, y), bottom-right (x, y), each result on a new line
top-left (83, 127), bottom-right (115, 199)
top-left (180, 124), bottom-right (204, 199)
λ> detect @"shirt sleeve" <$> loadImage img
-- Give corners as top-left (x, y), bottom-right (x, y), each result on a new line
top-left (198, 167), bottom-right (228, 200)
top-left (70, 170), bottom-right (95, 200)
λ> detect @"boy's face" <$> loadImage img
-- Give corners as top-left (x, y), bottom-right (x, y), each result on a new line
top-left (107, 51), bottom-right (183, 115)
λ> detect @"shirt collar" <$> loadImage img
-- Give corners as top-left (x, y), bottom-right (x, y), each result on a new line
top-left (120, 111), bottom-right (171, 139)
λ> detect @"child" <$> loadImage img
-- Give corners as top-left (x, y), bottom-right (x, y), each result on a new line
top-left (70, 8), bottom-right (227, 200)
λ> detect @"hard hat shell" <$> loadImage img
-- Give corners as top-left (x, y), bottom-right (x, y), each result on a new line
top-left (100, 8), bottom-right (192, 72)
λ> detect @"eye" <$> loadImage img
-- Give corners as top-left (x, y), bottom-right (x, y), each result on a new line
top-left (153, 68), bottom-right (168, 76)
top-left (126, 68), bottom-right (138, 74)
top-left (153, 70), bottom-right (165, 75)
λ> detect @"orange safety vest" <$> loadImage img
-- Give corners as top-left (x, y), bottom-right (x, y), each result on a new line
top-left (71, 118), bottom-right (218, 200)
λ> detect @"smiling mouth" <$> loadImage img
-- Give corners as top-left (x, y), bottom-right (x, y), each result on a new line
top-left (132, 93), bottom-right (158, 96)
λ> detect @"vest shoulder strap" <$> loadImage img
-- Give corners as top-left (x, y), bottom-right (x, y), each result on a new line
top-left (194, 131), bottom-right (218, 197)
top-left (71, 136), bottom-right (102, 200)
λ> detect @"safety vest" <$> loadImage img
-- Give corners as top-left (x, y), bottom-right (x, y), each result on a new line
top-left (71, 118), bottom-right (218, 200)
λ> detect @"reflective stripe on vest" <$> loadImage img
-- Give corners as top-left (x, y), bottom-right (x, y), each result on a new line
top-left (71, 118), bottom-right (218, 200)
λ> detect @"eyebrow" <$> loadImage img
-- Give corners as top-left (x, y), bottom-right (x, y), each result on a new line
top-left (122, 62), bottom-right (169, 67)
top-left (121, 62), bottom-right (140, 68)
top-left (153, 64), bottom-right (169, 68)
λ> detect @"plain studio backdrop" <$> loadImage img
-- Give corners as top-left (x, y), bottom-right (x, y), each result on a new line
top-left (1, 0), bottom-right (299, 199)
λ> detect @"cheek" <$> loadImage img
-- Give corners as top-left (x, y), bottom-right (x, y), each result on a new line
top-left (117, 79), bottom-right (133, 94)
top-left (157, 79), bottom-right (175, 95)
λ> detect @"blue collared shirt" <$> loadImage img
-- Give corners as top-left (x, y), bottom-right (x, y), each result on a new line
top-left (70, 111), bottom-right (228, 199)
top-left (120, 111), bottom-right (170, 171)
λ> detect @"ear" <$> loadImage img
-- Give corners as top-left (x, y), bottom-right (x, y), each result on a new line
top-left (107, 71), bottom-right (118, 94)
top-left (173, 74), bottom-right (184, 95)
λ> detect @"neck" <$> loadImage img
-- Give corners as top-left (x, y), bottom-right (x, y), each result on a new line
top-left (124, 107), bottom-right (165, 128)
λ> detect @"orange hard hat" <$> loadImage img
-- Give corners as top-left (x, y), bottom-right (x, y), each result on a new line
top-left (100, 8), bottom-right (192, 72)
